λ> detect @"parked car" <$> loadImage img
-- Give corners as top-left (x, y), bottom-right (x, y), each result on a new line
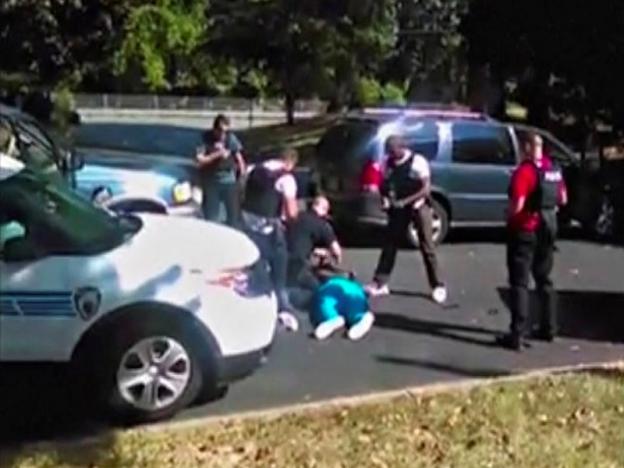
top-left (73, 148), bottom-right (202, 217)
top-left (75, 122), bottom-right (320, 205)
top-left (0, 103), bottom-right (76, 183)
top-left (316, 106), bottom-right (596, 245)
top-left (0, 104), bottom-right (203, 217)
top-left (0, 157), bottom-right (277, 423)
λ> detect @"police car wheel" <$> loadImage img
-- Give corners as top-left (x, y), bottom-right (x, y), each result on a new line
top-left (406, 199), bottom-right (449, 248)
top-left (94, 316), bottom-right (206, 423)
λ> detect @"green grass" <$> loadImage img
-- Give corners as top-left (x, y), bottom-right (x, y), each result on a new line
top-left (3, 369), bottom-right (624, 468)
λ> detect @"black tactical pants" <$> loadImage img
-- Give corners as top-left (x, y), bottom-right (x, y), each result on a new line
top-left (373, 204), bottom-right (443, 289)
top-left (506, 227), bottom-right (557, 338)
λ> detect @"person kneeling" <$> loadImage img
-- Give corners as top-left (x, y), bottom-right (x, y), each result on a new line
top-left (311, 275), bottom-right (374, 341)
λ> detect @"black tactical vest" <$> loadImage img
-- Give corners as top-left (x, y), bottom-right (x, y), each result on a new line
top-left (242, 164), bottom-right (287, 218)
top-left (526, 161), bottom-right (562, 212)
top-left (383, 154), bottom-right (424, 200)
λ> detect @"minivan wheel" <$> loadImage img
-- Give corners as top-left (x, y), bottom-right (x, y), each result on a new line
top-left (593, 194), bottom-right (615, 240)
top-left (89, 316), bottom-right (207, 424)
top-left (406, 199), bottom-right (449, 248)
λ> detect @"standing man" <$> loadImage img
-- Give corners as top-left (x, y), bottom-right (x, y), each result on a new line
top-left (366, 135), bottom-right (447, 304)
top-left (242, 148), bottom-right (300, 330)
top-left (500, 132), bottom-right (567, 351)
top-left (287, 195), bottom-right (342, 291)
top-left (196, 114), bottom-right (246, 227)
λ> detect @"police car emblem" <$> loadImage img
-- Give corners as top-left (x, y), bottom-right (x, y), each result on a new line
top-left (73, 287), bottom-right (102, 321)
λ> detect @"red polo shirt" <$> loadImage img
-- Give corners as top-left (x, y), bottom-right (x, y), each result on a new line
top-left (508, 156), bottom-right (567, 233)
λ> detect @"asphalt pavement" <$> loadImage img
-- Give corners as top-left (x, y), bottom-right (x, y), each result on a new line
top-left (193, 233), bottom-right (624, 420)
top-left (1, 233), bottom-right (624, 447)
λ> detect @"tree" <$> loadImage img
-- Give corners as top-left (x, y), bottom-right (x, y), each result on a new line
top-left (463, 0), bottom-right (624, 135)
top-left (113, 0), bottom-right (207, 91)
top-left (206, 0), bottom-right (397, 124)
top-left (387, 0), bottom-right (469, 102)
top-left (0, 0), bottom-right (127, 93)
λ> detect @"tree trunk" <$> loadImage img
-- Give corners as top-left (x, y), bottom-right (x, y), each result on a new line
top-left (285, 91), bottom-right (295, 126)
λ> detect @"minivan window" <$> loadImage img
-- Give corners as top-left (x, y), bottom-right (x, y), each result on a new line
top-left (452, 123), bottom-right (514, 165)
top-left (404, 120), bottom-right (440, 161)
top-left (317, 120), bottom-right (379, 163)
top-left (515, 128), bottom-right (576, 166)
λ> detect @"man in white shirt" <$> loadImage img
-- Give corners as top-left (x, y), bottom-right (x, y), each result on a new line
top-left (366, 135), bottom-right (447, 304)
top-left (241, 148), bottom-right (300, 330)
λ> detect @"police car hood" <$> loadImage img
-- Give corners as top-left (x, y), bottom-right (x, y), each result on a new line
top-left (121, 214), bottom-right (259, 276)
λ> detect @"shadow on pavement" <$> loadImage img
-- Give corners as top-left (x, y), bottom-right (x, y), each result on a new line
top-left (497, 288), bottom-right (624, 342)
top-left (374, 312), bottom-right (499, 348)
top-left (375, 355), bottom-right (511, 378)
top-left (0, 364), bottom-right (117, 466)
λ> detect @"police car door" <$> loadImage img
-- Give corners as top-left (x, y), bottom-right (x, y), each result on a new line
top-left (0, 206), bottom-right (79, 363)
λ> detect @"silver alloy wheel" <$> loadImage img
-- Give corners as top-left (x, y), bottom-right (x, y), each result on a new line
top-left (116, 336), bottom-right (191, 412)
top-left (595, 195), bottom-right (615, 239)
top-left (408, 210), bottom-right (443, 246)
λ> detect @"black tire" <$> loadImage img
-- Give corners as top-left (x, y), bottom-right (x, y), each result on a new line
top-left (406, 198), bottom-right (449, 248)
top-left (82, 312), bottom-right (212, 424)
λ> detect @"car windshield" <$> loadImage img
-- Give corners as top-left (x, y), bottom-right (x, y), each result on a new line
top-left (0, 168), bottom-right (140, 256)
top-left (75, 122), bottom-right (202, 158)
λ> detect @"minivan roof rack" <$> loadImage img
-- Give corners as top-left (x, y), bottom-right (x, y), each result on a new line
top-left (358, 103), bottom-right (489, 121)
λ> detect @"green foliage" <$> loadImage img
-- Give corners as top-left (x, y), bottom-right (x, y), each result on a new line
top-left (355, 77), bottom-right (384, 106)
top-left (113, 0), bottom-right (206, 91)
top-left (381, 82), bottom-right (407, 104)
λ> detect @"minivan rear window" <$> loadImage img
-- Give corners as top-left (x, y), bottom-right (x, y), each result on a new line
top-left (316, 120), bottom-right (380, 164)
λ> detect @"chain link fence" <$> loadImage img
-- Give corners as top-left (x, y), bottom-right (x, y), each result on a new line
top-left (74, 94), bottom-right (327, 129)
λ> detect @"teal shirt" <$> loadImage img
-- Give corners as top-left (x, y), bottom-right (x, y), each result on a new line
top-left (201, 131), bottom-right (243, 185)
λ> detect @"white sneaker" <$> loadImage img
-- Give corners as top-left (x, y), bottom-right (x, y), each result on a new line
top-left (278, 312), bottom-right (299, 332)
top-left (432, 286), bottom-right (448, 304)
top-left (314, 316), bottom-right (346, 340)
top-left (347, 312), bottom-right (375, 341)
top-left (365, 283), bottom-right (390, 297)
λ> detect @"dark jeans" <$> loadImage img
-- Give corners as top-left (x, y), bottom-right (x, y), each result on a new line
top-left (202, 180), bottom-right (241, 228)
top-left (374, 204), bottom-right (443, 289)
top-left (245, 223), bottom-right (292, 312)
top-left (506, 228), bottom-right (557, 338)
top-left (286, 260), bottom-right (320, 311)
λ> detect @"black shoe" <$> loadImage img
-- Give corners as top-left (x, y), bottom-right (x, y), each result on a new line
top-left (534, 328), bottom-right (557, 343)
top-left (496, 333), bottom-right (531, 351)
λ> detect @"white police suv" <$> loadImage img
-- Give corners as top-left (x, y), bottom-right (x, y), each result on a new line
top-left (0, 156), bottom-right (277, 423)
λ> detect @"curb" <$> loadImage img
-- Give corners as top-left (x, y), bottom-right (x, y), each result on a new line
top-left (9, 360), bottom-right (624, 452)
top-left (139, 359), bottom-right (624, 436)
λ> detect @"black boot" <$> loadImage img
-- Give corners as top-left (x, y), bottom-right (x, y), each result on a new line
top-left (536, 287), bottom-right (558, 342)
top-left (496, 333), bottom-right (532, 351)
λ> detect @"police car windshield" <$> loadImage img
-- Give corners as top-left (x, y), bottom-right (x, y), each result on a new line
top-left (0, 168), bottom-right (138, 255)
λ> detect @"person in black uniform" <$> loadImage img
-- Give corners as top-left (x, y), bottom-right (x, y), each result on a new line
top-left (286, 196), bottom-right (343, 306)
top-left (366, 135), bottom-right (447, 304)
top-left (500, 132), bottom-right (568, 350)
top-left (241, 148), bottom-right (300, 330)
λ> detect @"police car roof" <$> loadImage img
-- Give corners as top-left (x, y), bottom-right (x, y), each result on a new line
top-left (0, 155), bottom-right (25, 181)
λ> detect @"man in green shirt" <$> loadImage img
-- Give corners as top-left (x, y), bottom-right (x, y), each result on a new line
top-left (195, 114), bottom-right (246, 227)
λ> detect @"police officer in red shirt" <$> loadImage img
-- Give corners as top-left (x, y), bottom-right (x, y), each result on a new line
top-left (499, 132), bottom-right (568, 351)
